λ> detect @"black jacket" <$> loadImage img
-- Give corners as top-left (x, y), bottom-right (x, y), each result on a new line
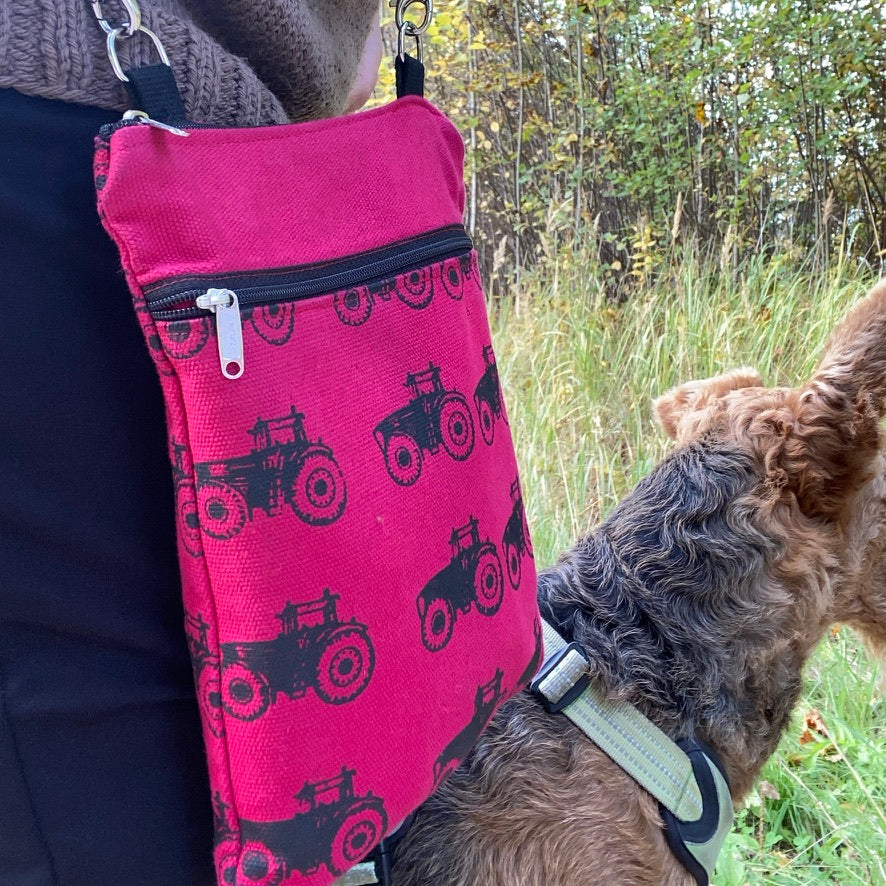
top-left (0, 87), bottom-right (213, 885)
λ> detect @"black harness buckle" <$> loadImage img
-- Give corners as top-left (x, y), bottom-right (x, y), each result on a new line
top-left (530, 640), bottom-right (591, 713)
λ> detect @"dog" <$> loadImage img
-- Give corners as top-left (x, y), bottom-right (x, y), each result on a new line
top-left (388, 280), bottom-right (886, 885)
top-left (833, 451), bottom-right (886, 664)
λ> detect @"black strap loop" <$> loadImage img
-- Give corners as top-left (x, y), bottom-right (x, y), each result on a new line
top-left (123, 63), bottom-right (188, 126)
top-left (395, 53), bottom-right (425, 99)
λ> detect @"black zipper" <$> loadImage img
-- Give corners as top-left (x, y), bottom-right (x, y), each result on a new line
top-left (145, 226), bottom-right (473, 320)
top-left (98, 116), bottom-right (214, 141)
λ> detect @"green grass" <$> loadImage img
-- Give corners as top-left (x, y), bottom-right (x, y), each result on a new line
top-left (490, 248), bottom-right (886, 884)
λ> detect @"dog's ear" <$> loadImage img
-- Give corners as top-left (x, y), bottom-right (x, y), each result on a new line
top-left (766, 389), bottom-right (882, 522)
top-left (781, 281), bottom-right (886, 521)
top-left (653, 369), bottom-right (763, 441)
top-left (809, 279), bottom-right (886, 413)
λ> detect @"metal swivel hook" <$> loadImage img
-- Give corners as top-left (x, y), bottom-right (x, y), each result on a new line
top-left (391, 0), bottom-right (434, 62)
top-left (90, 0), bottom-right (172, 84)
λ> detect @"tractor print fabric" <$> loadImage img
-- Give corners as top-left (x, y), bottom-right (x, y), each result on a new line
top-left (95, 96), bottom-right (540, 886)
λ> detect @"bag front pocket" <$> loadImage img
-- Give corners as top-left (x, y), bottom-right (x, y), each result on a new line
top-left (140, 226), bottom-right (541, 885)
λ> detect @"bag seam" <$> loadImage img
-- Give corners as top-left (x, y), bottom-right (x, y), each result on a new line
top-left (98, 172), bottom-right (246, 871)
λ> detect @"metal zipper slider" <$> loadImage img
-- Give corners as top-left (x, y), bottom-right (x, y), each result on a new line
top-left (196, 289), bottom-right (244, 379)
top-left (121, 110), bottom-right (190, 137)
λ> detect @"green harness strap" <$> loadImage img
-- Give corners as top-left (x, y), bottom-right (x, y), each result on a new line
top-left (531, 619), bottom-right (734, 886)
top-left (340, 618), bottom-right (735, 886)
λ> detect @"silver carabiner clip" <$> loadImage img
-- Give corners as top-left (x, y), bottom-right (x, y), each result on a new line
top-left (106, 24), bottom-right (170, 82)
top-left (91, 0), bottom-right (175, 84)
top-left (391, 0), bottom-right (433, 62)
top-left (397, 22), bottom-right (423, 64)
top-left (90, 0), bottom-right (141, 36)
top-left (393, 0), bottom-right (433, 35)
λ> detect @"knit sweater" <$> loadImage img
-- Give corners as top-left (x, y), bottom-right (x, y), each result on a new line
top-left (0, 0), bottom-right (377, 126)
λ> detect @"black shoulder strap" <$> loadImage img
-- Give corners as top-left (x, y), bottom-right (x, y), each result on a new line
top-left (395, 53), bottom-right (425, 98)
top-left (124, 63), bottom-right (189, 127)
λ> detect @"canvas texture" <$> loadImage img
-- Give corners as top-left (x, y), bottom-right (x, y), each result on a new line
top-left (94, 95), bottom-right (541, 886)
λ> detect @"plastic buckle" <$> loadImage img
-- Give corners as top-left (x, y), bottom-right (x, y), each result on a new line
top-left (530, 641), bottom-right (591, 713)
top-left (335, 862), bottom-right (379, 885)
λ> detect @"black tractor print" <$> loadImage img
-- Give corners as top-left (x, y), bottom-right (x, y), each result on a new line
top-left (185, 611), bottom-right (225, 738)
top-left (417, 517), bottom-right (504, 652)
top-left (333, 274), bottom-right (422, 327)
top-left (194, 407), bottom-right (346, 539)
top-left (241, 303), bottom-right (295, 345)
top-left (502, 478), bottom-right (533, 589)
top-left (437, 252), bottom-right (475, 302)
top-left (333, 266), bottom-right (431, 327)
top-left (217, 590), bottom-right (375, 721)
top-left (161, 314), bottom-right (212, 359)
top-left (433, 669), bottom-right (506, 787)
top-left (474, 344), bottom-right (507, 446)
top-left (374, 363), bottom-right (475, 486)
top-left (213, 793), bottom-right (241, 885)
top-left (222, 768), bottom-right (388, 885)
top-left (158, 303), bottom-right (294, 360)
top-left (333, 283), bottom-right (385, 327)
top-left (171, 441), bottom-right (202, 557)
top-left (136, 302), bottom-right (176, 376)
top-left (94, 141), bottom-right (110, 192)
top-left (333, 253), bottom-right (472, 326)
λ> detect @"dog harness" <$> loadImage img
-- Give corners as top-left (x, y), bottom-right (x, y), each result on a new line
top-left (530, 619), bottom-right (734, 886)
top-left (338, 616), bottom-right (734, 886)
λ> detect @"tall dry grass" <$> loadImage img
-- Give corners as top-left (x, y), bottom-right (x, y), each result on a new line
top-left (490, 247), bottom-right (885, 884)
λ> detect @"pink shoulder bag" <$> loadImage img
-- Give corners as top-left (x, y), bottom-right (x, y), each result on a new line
top-left (92, 4), bottom-right (541, 884)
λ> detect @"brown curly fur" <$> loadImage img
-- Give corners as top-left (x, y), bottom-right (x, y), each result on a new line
top-left (389, 280), bottom-right (886, 886)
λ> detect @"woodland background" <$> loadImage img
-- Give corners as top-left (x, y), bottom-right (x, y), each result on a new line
top-left (378, 0), bottom-right (885, 297)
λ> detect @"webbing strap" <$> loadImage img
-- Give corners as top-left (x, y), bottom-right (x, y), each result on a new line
top-left (538, 620), bottom-right (704, 822)
top-left (395, 53), bottom-right (425, 98)
top-left (123, 63), bottom-right (188, 126)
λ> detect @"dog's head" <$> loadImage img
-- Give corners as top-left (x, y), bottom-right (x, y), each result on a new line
top-left (652, 368), bottom-right (765, 444)
top-left (653, 282), bottom-right (886, 525)
top-left (653, 280), bottom-right (886, 655)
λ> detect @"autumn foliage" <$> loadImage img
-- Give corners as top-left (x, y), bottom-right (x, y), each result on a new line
top-left (379, 1), bottom-right (886, 294)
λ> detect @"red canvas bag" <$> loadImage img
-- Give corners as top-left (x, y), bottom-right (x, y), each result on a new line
top-left (92, 9), bottom-right (540, 885)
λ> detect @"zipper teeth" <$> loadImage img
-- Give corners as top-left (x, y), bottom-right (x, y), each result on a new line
top-left (98, 118), bottom-right (215, 140)
top-left (148, 231), bottom-right (472, 320)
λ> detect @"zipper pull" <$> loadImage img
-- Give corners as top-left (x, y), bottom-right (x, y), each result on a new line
top-left (196, 289), bottom-right (244, 379)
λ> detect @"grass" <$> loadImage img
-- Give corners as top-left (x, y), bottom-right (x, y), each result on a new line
top-left (489, 246), bottom-right (886, 884)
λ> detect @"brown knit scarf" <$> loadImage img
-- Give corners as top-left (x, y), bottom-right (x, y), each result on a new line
top-left (0, 0), bottom-right (377, 126)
